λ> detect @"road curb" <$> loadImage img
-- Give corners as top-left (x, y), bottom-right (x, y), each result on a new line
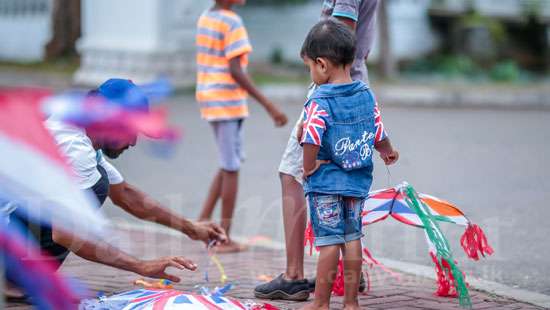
top-left (378, 257), bottom-right (550, 309)
top-left (261, 84), bottom-right (550, 110)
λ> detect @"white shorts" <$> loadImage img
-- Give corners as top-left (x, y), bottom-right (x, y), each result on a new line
top-left (278, 116), bottom-right (304, 184)
top-left (278, 85), bottom-right (317, 184)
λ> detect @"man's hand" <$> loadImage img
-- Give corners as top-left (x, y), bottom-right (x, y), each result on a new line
top-left (137, 256), bottom-right (197, 283)
top-left (267, 105), bottom-right (288, 127)
top-left (379, 149), bottom-right (399, 165)
top-left (189, 221), bottom-right (228, 245)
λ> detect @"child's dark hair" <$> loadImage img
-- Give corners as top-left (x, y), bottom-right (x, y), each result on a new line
top-left (300, 19), bottom-right (356, 66)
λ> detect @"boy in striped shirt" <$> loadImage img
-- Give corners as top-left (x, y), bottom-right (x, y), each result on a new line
top-left (196, 0), bottom-right (288, 253)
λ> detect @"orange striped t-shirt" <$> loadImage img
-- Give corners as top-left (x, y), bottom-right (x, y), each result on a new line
top-left (196, 9), bottom-right (253, 121)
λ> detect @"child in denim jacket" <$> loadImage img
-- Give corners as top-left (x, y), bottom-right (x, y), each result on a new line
top-left (299, 19), bottom-right (398, 310)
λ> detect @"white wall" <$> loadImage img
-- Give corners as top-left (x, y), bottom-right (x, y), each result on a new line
top-left (0, 0), bottom-right (52, 62)
top-left (371, 0), bottom-right (439, 61)
top-left (75, 0), bottom-right (202, 86)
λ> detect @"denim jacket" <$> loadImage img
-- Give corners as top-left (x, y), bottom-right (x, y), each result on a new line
top-left (302, 80), bottom-right (377, 198)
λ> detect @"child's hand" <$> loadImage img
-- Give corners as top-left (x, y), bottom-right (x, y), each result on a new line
top-left (379, 149), bottom-right (399, 165)
top-left (303, 159), bottom-right (330, 179)
top-left (267, 104), bottom-right (288, 127)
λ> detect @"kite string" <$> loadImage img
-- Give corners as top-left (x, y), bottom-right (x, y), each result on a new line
top-left (385, 165), bottom-right (392, 188)
top-left (205, 240), bottom-right (228, 285)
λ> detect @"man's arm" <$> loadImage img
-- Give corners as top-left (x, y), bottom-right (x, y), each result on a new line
top-left (228, 56), bottom-right (287, 127)
top-left (52, 228), bottom-right (196, 282)
top-left (109, 182), bottom-right (227, 244)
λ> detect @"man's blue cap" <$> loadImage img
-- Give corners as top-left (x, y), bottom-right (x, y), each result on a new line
top-left (97, 79), bottom-right (149, 112)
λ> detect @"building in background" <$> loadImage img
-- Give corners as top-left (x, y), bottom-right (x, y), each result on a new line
top-left (74, 0), bottom-right (206, 86)
top-left (0, 0), bottom-right (52, 61)
top-left (237, 0), bottom-right (439, 64)
top-left (0, 0), bottom-right (548, 84)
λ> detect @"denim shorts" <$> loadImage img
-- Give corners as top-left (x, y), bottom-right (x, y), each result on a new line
top-left (210, 119), bottom-right (244, 171)
top-left (307, 193), bottom-right (365, 247)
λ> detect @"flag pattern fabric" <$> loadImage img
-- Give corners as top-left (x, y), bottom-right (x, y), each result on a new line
top-left (301, 100), bottom-right (329, 146)
top-left (80, 289), bottom-right (278, 310)
top-left (0, 88), bottom-right (107, 238)
top-left (363, 185), bottom-right (469, 227)
top-left (373, 102), bottom-right (387, 142)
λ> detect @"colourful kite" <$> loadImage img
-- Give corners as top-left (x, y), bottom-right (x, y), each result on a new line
top-left (362, 182), bottom-right (494, 308)
top-left (80, 288), bottom-right (279, 310)
top-left (0, 88), bottom-right (107, 238)
top-left (0, 87), bottom-right (108, 309)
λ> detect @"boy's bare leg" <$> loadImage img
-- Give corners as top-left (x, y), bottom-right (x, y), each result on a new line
top-left (198, 169), bottom-right (223, 221)
top-left (299, 245), bottom-right (340, 310)
top-left (280, 173), bottom-right (307, 280)
top-left (220, 170), bottom-right (238, 234)
top-left (342, 239), bottom-right (362, 310)
top-left (216, 170), bottom-right (246, 253)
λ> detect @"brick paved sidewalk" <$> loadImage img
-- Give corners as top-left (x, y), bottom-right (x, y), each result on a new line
top-left (6, 227), bottom-right (542, 309)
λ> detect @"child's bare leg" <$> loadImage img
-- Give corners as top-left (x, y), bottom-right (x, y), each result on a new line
top-left (216, 170), bottom-right (246, 253)
top-left (198, 169), bottom-right (222, 221)
top-left (220, 169), bottom-right (238, 234)
top-left (299, 244), bottom-right (341, 310)
top-left (342, 239), bottom-right (362, 309)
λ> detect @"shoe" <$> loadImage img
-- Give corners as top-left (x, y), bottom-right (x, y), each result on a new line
top-left (254, 274), bottom-right (310, 301)
top-left (359, 272), bottom-right (367, 293)
top-left (307, 277), bottom-right (315, 292)
top-left (307, 272), bottom-right (367, 293)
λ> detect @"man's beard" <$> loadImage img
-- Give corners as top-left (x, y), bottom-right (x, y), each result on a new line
top-left (102, 147), bottom-right (125, 159)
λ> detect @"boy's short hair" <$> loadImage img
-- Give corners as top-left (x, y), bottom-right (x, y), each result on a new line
top-left (300, 19), bottom-right (356, 66)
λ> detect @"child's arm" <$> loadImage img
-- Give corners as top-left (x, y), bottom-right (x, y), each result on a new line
top-left (373, 101), bottom-right (399, 165)
top-left (374, 138), bottom-right (399, 165)
top-left (229, 56), bottom-right (288, 127)
top-left (303, 144), bottom-right (321, 178)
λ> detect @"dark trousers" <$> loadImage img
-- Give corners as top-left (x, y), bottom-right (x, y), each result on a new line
top-left (11, 165), bottom-right (110, 267)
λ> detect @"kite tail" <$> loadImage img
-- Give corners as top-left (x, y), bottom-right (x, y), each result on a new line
top-left (304, 221), bottom-right (316, 256)
top-left (331, 259), bottom-right (345, 296)
top-left (460, 224), bottom-right (494, 261)
top-left (363, 246), bottom-right (380, 267)
top-left (404, 184), bottom-right (472, 308)
top-left (447, 259), bottom-right (471, 308)
top-left (430, 252), bottom-right (457, 297)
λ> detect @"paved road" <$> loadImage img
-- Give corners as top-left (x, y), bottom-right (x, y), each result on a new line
top-left (105, 93), bottom-right (550, 295)
top-left (10, 227), bottom-right (543, 310)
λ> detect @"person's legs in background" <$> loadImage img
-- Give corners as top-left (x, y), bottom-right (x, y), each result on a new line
top-left (280, 173), bottom-right (307, 280)
top-left (199, 120), bottom-right (246, 253)
top-left (198, 170), bottom-right (222, 221)
top-left (254, 118), bottom-right (311, 301)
